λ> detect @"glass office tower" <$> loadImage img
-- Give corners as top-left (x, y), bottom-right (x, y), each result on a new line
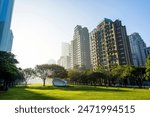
top-left (0, 0), bottom-right (14, 52)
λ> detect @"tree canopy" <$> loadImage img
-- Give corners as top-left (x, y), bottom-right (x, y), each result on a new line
top-left (22, 68), bottom-right (35, 86)
top-left (35, 64), bottom-right (67, 86)
top-left (145, 55), bottom-right (150, 81)
top-left (0, 51), bottom-right (20, 91)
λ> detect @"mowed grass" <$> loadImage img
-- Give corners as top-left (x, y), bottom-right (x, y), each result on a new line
top-left (0, 84), bottom-right (150, 100)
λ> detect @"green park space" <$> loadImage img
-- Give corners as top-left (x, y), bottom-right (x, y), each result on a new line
top-left (1, 51), bottom-right (150, 100)
top-left (0, 84), bottom-right (150, 100)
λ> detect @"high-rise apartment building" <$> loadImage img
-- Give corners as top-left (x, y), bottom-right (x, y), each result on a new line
top-left (58, 42), bottom-right (71, 69)
top-left (0, 0), bottom-right (14, 52)
top-left (90, 18), bottom-right (132, 70)
top-left (129, 33), bottom-right (147, 66)
top-left (71, 25), bottom-right (91, 69)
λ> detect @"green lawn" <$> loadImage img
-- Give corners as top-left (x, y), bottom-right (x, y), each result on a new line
top-left (0, 85), bottom-right (150, 100)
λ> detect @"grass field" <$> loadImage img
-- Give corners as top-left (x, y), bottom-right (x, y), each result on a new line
top-left (0, 85), bottom-right (150, 100)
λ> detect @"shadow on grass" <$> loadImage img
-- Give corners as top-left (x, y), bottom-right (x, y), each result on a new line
top-left (22, 85), bottom-right (131, 92)
top-left (0, 87), bottom-right (60, 100)
top-left (0, 85), bottom-right (132, 100)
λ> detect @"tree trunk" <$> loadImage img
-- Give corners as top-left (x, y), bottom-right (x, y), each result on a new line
top-left (3, 81), bottom-right (9, 91)
top-left (25, 81), bottom-right (28, 87)
top-left (43, 79), bottom-right (46, 86)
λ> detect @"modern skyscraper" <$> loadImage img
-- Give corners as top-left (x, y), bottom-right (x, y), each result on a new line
top-left (146, 47), bottom-right (150, 56)
top-left (71, 25), bottom-right (91, 69)
top-left (61, 42), bottom-right (70, 57)
top-left (129, 33), bottom-right (147, 66)
top-left (58, 56), bottom-right (71, 69)
top-left (0, 0), bottom-right (14, 52)
top-left (90, 18), bottom-right (132, 70)
top-left (58, 42), bottom-right (71, 69)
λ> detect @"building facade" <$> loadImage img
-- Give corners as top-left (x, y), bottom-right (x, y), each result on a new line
top-left (58, 42), bottom-right (71, 69)
top-left (61, 42), bottom-right (70, 57)
top-left (0, 0), bottom-right (14, 52)
top-left (146, 47), bottom-right (150, 56)
top-left (90, 18), bottom-right (132, 70)
top-left (71, 25), bottom-right (91, 69)
top-left (129, 33), bottom-right (147, 66)
top-left (57, 56), bottom-right (71, 69)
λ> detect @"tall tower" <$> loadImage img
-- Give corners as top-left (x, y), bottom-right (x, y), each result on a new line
top-left (71, 25), bottom-right (91, 69)
top-left (90, 18), bottom-right (132, 70)
top-left (61, 42), bottom-right (71, 57)
top-left (0, 0), bottom-right (14, 52)
top-left (146, 47), bottom-right (150, 56)
top-left (129, 33), bottom-right (147, 66)
top-left (58, 42), bottom-right (71, 69)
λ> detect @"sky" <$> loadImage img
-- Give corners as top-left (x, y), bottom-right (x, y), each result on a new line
top-left (11, 0), bottom-right (150, 68)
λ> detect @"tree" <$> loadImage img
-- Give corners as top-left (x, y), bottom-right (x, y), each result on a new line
top-left (22, 68), bottom-right (35, 86)
top-left (121, 65), bottom-right (135, 86)
top-left (87, 71), bottom-right (104, 86)
top-left (132, 66), bottom-right (145, 87)
top-left (111, 65), bottom-right (129, 86)
top-left (13, 69), bottom-right (24, 86)
top-left (145, 55), bottom-right (150, 81)
top-left (35, 64), bottom-right (52, 86)
top-left (68, 69), bottom-right (82, 84)
top-left (48, 64), bottom-right (68, 78)
top-left (35, 64), bottom-right (67, 86)
top-left (95, 66), bottom-right (111, 86)
top-left (0, 51), bottom-right (19, 91)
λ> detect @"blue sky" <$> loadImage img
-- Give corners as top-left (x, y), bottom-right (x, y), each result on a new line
top-left (11, 0), bottom-right (150, 68)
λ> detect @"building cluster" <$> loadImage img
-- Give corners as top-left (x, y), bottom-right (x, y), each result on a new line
top-left (58, 18), bottom-right (150, 70)
top-left (1, 0), bottom-right (149, 71)
top-left (0, 0), bottom-right (14, 52)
